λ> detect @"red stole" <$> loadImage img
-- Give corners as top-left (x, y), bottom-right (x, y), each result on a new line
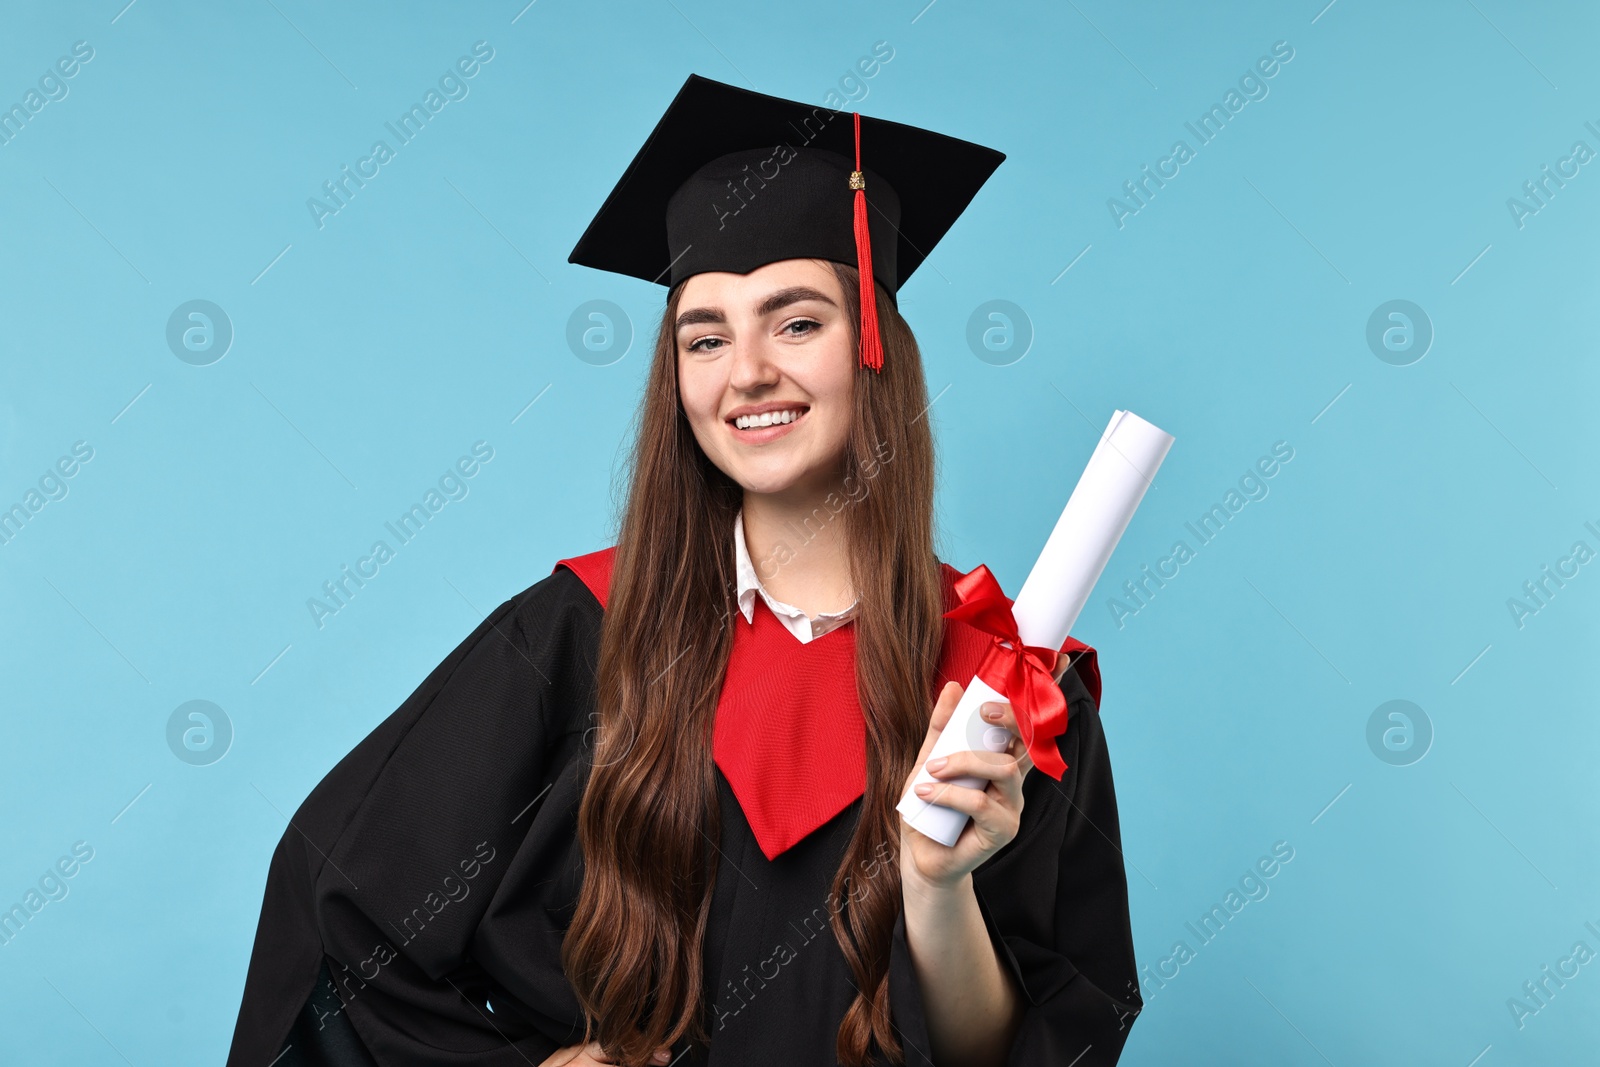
top-left (554, 547), bottom-right (1100, 861)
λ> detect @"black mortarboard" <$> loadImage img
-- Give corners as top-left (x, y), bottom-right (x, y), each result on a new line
top-left (567, 74), bottom-right (1005, 372)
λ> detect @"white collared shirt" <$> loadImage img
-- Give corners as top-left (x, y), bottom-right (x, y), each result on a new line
top-left (734, 510), bottom-right (859, 643)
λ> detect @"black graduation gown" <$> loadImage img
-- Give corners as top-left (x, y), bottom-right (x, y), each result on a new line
top-left (224, 564), bottom-right (1142, 1067)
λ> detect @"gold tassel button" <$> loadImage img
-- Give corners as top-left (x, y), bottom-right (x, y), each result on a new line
top-left (849, 170), bottom-right (866, 190)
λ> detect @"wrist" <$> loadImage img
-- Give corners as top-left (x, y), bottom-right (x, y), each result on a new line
top-left (900, 863), bottom-right (973, 904)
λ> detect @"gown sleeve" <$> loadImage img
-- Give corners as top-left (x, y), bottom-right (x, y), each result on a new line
top-left (225, 568), bottom-right (601, 1067)
top-left (888, 659), bottom-right (1143, 1067)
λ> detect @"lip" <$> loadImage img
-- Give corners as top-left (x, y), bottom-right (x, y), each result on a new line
top-left (726, 404), bottom-right (809, 445)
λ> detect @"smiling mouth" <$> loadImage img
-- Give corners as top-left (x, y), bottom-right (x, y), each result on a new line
top-left (728, 406), bottom-right (809, 432)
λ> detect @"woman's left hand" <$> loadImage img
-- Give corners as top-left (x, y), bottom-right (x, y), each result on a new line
top-left (899, 674), bottom-right (1048, 891)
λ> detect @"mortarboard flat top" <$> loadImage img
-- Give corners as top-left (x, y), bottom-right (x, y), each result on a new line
top-left (567, 74), bottom-right (1005, 303)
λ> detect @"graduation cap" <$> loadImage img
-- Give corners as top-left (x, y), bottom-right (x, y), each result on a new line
top-left (567, 74), bottom-right (1005, 372)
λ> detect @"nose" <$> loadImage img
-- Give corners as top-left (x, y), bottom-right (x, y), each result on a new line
top-left (726, 328), bottom-right (781, 394)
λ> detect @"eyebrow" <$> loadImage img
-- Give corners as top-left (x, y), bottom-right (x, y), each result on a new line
top-left (675, 286), bottom-right (838, 332)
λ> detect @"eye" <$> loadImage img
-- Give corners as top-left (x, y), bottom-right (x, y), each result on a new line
top-left (685, 335), bottom-right (726, 353)
top-left (782, 318), bottom-right (822, 338)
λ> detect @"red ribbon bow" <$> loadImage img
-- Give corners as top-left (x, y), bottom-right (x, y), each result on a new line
top-left (942, 564), bottom-right (1070, 780)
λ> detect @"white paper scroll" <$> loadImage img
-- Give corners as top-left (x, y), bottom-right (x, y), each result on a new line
top-left (896, 409), bottom-right (1174, 846)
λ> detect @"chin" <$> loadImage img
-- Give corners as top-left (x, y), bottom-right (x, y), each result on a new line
top-left (731, 471), bottom-right (806, 496)
top-left (726, 461), bottom-right (824, 498)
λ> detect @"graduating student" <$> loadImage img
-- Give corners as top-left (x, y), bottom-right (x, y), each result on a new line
top-left (225, 74), bottom-right (1141, 1067)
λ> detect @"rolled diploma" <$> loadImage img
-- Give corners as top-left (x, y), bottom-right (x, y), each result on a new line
top-left (896, 409), bottom-right (1175, 846)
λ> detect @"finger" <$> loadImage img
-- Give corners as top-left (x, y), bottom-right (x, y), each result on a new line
top-left (925, 748), bottom-right (1018, 785)
top-left (915, 767), bottom-right (1024, 851)
top-left (573, 1047), bottom-right (669, 1067)
top-left (548, 1045), bottom-right (594, 1067)
top-left (910, 778), bottom-right (1017, 841)
top-left (904, 682), bottom-right (962, 798)
top-left (571, 1042), bottom-right (671, 1067)
top-left (992, 710), bottom-right (1043, 777)
top-left (1010, 731), bottom-right (1035, 778)
top-left (930, 681), bottom-right (961, 733)
top-left (1051, 649), bottom-right (1070, 683)
top-left (914, 682), bottom-right (962, 767)
top-left (925, 749), bottom-right (1025, 808)
top-left (980, 701), bottom-right (1039, 779)
top-left (980, 699), bottom-right (1020, 739)
top-left (912, 776), bottom-right (988, 813)
top-left (985, 707), bottom-right (1036, 779)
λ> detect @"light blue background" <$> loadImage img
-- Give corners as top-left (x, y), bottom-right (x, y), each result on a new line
top-left (2, 1), bottom-right (1596, 1064)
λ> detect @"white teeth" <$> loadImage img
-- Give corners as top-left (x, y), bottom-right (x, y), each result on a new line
top-left (734, 408), bottom-right (803, 430)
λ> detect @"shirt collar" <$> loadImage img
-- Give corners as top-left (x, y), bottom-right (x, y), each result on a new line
top-left (734, 509), bottom-right (859, 633)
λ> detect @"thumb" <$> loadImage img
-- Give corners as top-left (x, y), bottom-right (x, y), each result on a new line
top-left (931, 680), bottom-right (962, 732)
top-left (915, 681), bottom-right (961, 766)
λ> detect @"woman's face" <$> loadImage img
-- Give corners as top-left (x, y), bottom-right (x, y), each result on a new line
top-left (676, 258), bottom-right (856, 500)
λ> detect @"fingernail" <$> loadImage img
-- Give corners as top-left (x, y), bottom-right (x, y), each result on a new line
top-left (653, 1051), bottom-right (670, 1065)
top-left (915, 782), bottom-right (932, 795)
top-left (982, 704), bottom-right (1000, 720)
top-left (926, 756), bottom-right (947, 772)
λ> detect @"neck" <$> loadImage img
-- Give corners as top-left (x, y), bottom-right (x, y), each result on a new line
top-left (741, 483), bottom-right (855, 617)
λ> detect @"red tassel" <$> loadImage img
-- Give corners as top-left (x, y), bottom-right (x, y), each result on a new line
top-left (851, 112), bottom-right (884, 373)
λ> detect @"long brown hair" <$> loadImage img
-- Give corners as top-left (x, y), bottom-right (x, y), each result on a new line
top-left (561, 260), bottom-right (944, 1066)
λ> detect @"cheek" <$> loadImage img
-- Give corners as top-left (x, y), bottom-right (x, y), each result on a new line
top-left (677, 361), bottom-right (718, 427)
top-left (817, 345), bottom-right (857, 427)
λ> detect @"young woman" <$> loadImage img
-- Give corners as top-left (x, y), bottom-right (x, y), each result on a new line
top-left (226, 76), bottom-right (1140, 1067)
